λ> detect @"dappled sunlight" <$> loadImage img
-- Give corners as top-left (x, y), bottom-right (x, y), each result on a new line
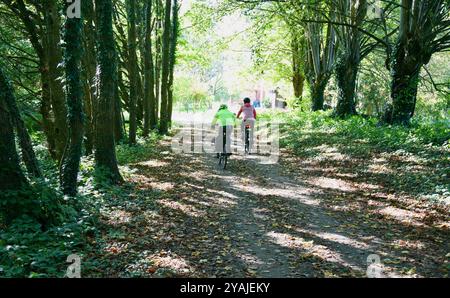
top-left (334, 172), bottom-right (358, 178)
top-left (377, 206), bottom-right (425, 227)
top-left (159, 150), bottom-right (172, 156)
top-left (131, 170), bottom-right (176, 191)
top-left (182, 182), bottom-right (205, 190)
top-left (311, 144), bottom-right (350, 161)
top-left (294, 227), bottom-right (370, 249)
top-left (266, 231), bottom-right (363, 272)
top-left (182, 182), bottom-right (239, 203)
top-left (104, 241), bottom-right (129, 255)
top-left (129, 173), bottom-right (153, 184)
top-left (104, 209), bottom-right (132, 226)
top-left (249, 184), bottom-right (319, 206)
top-left (142, 210), bottom-right (162, 222)
top-left (389, 151), bottom-right (428, 164)
top-left (367, 199), bottom-right (388, 207)
top-left (283, 161), bottom-right (340, 176)
top-left (181, 195), bottom-right (238, 209)
top-left (81, 115), bottom-right (448, 278)
top-left (307, 177), bottom-right (357, 192)
top-left (196, 196), bottom-right (238, 208)
top-left (182, 197), bottom-right (213, 207)
top-left (137, 159), bottom-right (170, 168)
top-left (150, 181), bottom-right (175, 191)
top-left (147, 251), bottom-right (193, 275)
top-left (131, 173), bottom-right (175, 191)
top-left (179, 170), bottom-right (211, 182)
top-left (390, 239), bottom-right (425, 250)
top-left (205, 188), bottom-right (239, 200)
top-left (367, 157), bottom-right (395, 174)
top-left (80, 131), bottom-right (448, 278)
top-left (123, 250), bottom-right (194, 277)
top-left (252, 207), bottom-right (270, 220)
top-left (328, 204), bottom-right (358, 212)
top-left (355, 182), bottom-right (380, 190)
top-left (236, 253), bottom-right (263, 267)
top-left (159, 199), bottom-right (207, 218)
top-left (221, 175), bottom-right (321, 206)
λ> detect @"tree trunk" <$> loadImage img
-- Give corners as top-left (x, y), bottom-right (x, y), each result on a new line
top-left (39, 66), bottom-right (58, 159)
top-left (291, 33), bottom-right (305, 101)
top-left (95, 0), bottom-right (123, 183)
top-left (0, 67), bottom-right (28, 191)
top-left (305, 22), bottom-right (336, 112)
top-left (44, 0), bottom-right (69, 162)
top-left (159, 0), bottom-right (172, 135)
top-left (154, 0), bottom-right (163, 125)
top-left (81, 0), bottom-right (97, 155)
top-left (136, 2), bottom-right (145, 128)
top-left (334, 0), bottom-right (367, 118)
top-left (136, 66), bottom-right (144, 127)
top-left (335, 51), bottom-right (358, 117)
top-left (167, 0), bottom-right (178, 128)
top-left (143, 0), bottom-right (156, 136)
top-left (292, 71), bottom-right (305, 101)
top-left (389, 46), bottom-right (421, 125)
top-left (1, 71), bottom-right (42, 179)
top-left (114, 68), bottom-right (126, 141)
top-left (293, 72), bottom-right (305, 102)
top-left (7, 0), bottom-right (59, 160)
top-left (387, 0), bottom-right (426, 125)
top-left (310, 74), bottom-right (328, 111)
top-left (114, 75), bottom-right (125, 142)
top-left (60, 5), bottom-right (84, 196)
top-left (127, 0), bottom-right (138, 144)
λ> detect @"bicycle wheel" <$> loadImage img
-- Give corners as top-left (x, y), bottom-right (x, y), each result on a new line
top-left (222, 154), bottom-right (227, 169)
top-left (245, 127), bottom-right (250, 154)
top-left (221, 127), bottom-right (227, 169)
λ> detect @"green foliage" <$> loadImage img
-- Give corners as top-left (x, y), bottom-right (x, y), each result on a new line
top-left (261, 109), bottom-right (449, 206)
top-left (0, 183), bottom-right (98, 278)
top-left (0, 180), bottom-right (69, 226)
top-left (275, 110), bottom-right (450, 153)
top-left (0, 211), bottom-right (96, 278)
top-left (173, 75), bottom-right (211, 112)
top-left (116, 132), bottom-right (162, 165)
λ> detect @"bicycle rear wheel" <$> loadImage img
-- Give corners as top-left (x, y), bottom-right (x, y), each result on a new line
top-left (245, 127), bottom-right (250, 154)
top-left (222, 155), bottom-right (227, 169)
top-left (221, 127), bottom-right (228, 169)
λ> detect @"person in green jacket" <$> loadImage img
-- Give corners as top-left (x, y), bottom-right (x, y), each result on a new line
top-left (212, 104), bottom-right (236, 158)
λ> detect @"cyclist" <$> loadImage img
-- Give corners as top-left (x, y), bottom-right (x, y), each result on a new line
top-left (212, 104), bottom-right (236, 158)
top-left (236, 97), bottom-right (257, 153)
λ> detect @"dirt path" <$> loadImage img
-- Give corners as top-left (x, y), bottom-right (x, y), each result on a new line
top-left (84, 132), bottom-right (449, 278)
top-left (202, 150), bottom-right (367, 277)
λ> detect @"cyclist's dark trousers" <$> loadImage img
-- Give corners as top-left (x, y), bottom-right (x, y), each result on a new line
top-left (215, 125), bottom-right (233, 153)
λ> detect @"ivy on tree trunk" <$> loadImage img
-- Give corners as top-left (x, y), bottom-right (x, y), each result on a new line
top-left (94, 0), bottom-right (123, 184)
top-left (60, 2), bottom-right (84, 196)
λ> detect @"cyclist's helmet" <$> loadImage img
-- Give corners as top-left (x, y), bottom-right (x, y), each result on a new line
top-left (219, 104), bottom-right (228, 110)
top-left (243, 97), bottom-right (251, 104)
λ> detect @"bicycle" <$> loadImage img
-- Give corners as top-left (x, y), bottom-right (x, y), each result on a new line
top-left (244, 121), bottom-right (251, 155)
top-left (218, 126), bottom-right (229, 169)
